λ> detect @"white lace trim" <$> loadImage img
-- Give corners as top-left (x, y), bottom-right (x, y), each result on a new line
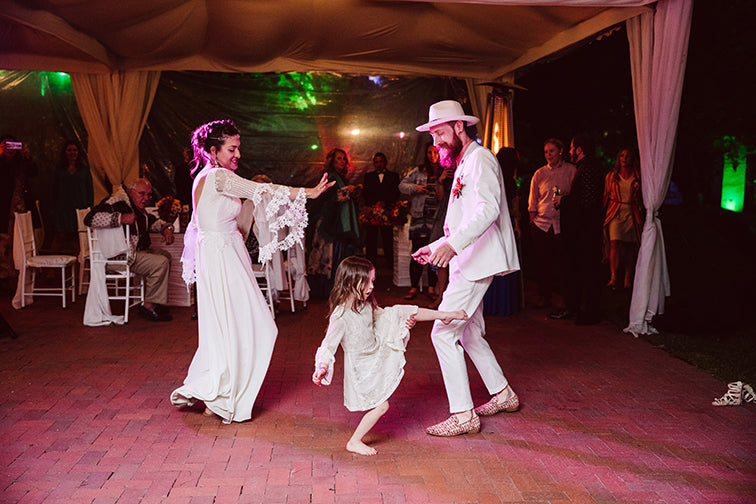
top-left (181, 215), bottom-right (198, 286)
top-left (182, 169), bottom-right (308, 286)
top-left (257, 186), bottom-right (307, 264)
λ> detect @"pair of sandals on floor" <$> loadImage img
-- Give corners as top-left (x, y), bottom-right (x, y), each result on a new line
top-left (712, 381), bottom-right (755, 406)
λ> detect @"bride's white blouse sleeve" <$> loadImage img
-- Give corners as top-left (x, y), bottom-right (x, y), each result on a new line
top-left (214, 169), bottom-right (309, 264)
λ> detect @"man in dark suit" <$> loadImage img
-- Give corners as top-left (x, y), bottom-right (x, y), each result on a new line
top-left (362, 152), bottom-right (400, 268)
top-left (551, 134), bottom-right (605, 325)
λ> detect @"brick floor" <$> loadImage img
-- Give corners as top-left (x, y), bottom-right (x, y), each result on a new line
top-left (0, 273), bottom-right (754, 504)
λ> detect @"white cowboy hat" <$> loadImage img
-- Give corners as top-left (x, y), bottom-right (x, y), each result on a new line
top-left (416, 100), bottom-right (480, 132)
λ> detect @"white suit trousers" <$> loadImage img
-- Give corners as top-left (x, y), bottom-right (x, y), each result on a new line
top-left (433, 262), bottom-right (509, 413)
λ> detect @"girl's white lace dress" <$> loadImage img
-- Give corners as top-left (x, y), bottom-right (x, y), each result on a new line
top-left (315, 304), bottom-right (418, 411)
top-left (171, 167), bottom-right (307, 423)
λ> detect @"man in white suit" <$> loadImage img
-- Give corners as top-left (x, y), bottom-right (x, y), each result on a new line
top-left (412, 100), bottom-right (521, 436)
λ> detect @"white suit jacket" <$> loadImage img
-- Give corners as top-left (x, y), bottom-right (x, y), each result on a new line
top-left (430, 142), bottom-right (520, 281)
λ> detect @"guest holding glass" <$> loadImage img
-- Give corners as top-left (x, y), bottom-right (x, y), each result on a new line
top-left (51, 140), bottom-right (94, 254)
top-left (603, 148), bottom-right (643, 289)
top-left (399, 143), bottom-right (441, 301)
top-left (527, 138), bottom-right (575, 309)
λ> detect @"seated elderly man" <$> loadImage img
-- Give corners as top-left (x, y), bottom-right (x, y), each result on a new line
top-left (85, 178), bottom-right (174, 322)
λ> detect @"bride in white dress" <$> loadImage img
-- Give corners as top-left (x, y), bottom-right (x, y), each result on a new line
top-left (170, 119), bottom-right (333, 423)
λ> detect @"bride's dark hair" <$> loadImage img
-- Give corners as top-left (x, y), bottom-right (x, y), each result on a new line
top-left (190, 120), bottom-right (240, 176)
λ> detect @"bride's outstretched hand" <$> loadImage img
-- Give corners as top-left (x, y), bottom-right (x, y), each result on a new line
top-left (306, 173), bottom-right (336, 199)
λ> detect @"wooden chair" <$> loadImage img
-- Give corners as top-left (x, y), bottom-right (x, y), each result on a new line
top-left (15, 211), bottom-right (77, 308)
top-left (75, 208), bottom-right (91, 295)
top-left (87, 225), bottom-right (145, 323)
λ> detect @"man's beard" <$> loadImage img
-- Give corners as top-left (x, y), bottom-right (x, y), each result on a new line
top-left (436, 133), bottom-right (462, 168)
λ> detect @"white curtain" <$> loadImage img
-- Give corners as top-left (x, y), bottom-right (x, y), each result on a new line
top-left (624, 0), bottom-right (693, 336)
top-left (70, 71), bottom-right (161, 201)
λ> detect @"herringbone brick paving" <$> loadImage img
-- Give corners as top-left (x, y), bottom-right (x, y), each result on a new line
top-left (0, 274), bottom-right (754, 503)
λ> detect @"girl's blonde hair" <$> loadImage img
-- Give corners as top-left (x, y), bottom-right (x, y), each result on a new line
top-left (328, 256), bottom-right (377, 316)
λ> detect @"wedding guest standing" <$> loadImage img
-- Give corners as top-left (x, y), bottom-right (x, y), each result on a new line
top-left (603, 147), bottom-right (643, 289)
top-left (551, 134), bottom-right (605, 324)
top-left (399, 143), bottom-right (441, 301)
top-left (51, 140), bottom-right (93, 254)
top-left (527, 138), bottom-right (576, 309)
top-left (307, 148), bottom-right (362, 298)
top-left (362, 152), bottom-right (400, 268)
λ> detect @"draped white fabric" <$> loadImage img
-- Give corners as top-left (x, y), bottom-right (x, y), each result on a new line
top-left (83, 227), bottom-right (128, 327)
top-left (624, 0), bottom-right (692, 337)
top-left (70, 71), bottom-right (161, 201)
top-left (11, 211), bottom-right (34, 309)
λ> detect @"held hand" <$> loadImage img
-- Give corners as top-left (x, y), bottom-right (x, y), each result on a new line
top-left (439, 166), bottom-right (455, 182)
top-left (411, 245), bottom-right (432, 265)
top-left (162, 226), bottom-right (174, 245)
top-left (312, 366), bottom-right (328, 386)
top-left (120, 213), bottom-right (136, 225)
top-left (416, 185), bottom-right (429, 194)
top-left (307, 173), bottom-right (336, 199)
top-left (438, 309), bottom-right (469, 325)
top-left (405, 314), bottom-right (417, 330)
top-left (428, 241), bottom-right (457, 268)
top-left (552, 193), bottom-right (563, 209)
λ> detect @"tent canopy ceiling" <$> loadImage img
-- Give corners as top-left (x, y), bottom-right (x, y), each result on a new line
top-left (1, 0), bottom-right (651, 79)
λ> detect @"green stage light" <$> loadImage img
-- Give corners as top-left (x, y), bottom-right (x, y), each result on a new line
top-left (720, 136), bottom-right (746, 213)
top-left (39, 72), bottom-right (72, 96)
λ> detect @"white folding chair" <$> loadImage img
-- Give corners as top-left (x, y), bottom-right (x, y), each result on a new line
top-left (75, 208), bottom-right (91, 295)
top-left (87, 225), bottom-right (145, 323)
top-left (252, 261), bottom-right (276, 319)
top-left (15, 211), bottom-right (77, 308)
top-left (276, 251), bottom-right (296, 313)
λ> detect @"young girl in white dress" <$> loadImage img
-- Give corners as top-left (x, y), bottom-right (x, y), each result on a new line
top-left (312, 256), bottom-right (467, 455)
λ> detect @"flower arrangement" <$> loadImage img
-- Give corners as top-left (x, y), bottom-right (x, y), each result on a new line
top-left (156, 196), bottom-right (181, 222)
top-left (451, 174), bottom-right (464, 200)
top-left (359, 200), bottom-right (409, 227)
top-left (390, 200), bottom-right (410, 226)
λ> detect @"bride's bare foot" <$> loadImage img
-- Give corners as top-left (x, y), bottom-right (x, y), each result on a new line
top-left (347, 439), bottom-right (377, 456)
top-left (203, 407), bottom-right (215, 417)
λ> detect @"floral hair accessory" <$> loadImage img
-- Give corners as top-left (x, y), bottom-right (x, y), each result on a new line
top-left (451, 174), bottom-right (464, 200)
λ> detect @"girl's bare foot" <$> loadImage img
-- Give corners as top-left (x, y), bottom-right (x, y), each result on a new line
top-left (203, 407), bottom-right (215, 417)
top-left (347, 439), bottom-right (377, 456)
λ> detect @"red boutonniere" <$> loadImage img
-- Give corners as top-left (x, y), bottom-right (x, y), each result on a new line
top-left (451, 175), bottom-right (464, 200)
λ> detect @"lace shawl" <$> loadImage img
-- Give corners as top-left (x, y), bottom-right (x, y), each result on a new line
top-left (181, 168), bottom-right (308, 286)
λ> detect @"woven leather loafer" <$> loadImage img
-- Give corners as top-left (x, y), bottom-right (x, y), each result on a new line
top-left (474, 392), bottom-right (520, 416)
top-left (426, 412), bottom-right (480, 436)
